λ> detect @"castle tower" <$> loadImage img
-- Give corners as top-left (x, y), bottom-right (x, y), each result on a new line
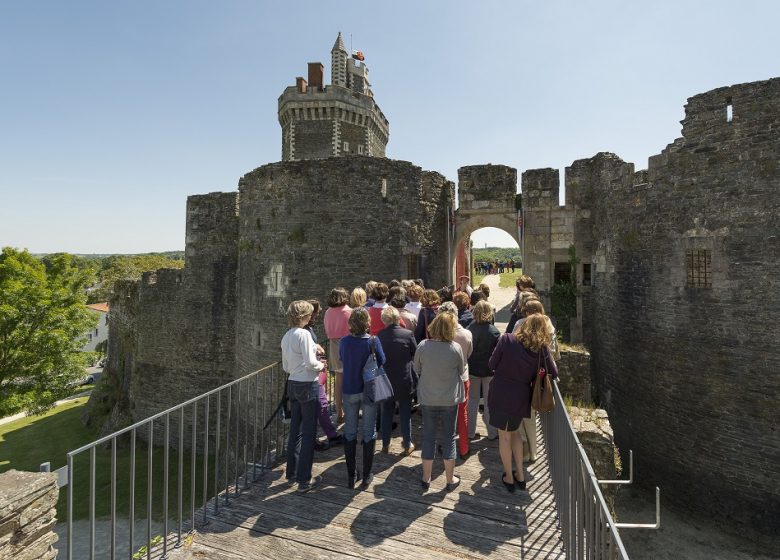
top-left (278, 33), bottom-right (390, 161)
top-left (331, 32), bottom-right (348, 87)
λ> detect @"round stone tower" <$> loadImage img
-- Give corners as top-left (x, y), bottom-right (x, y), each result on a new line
top-left (278, 33), bottom-right (390, 161)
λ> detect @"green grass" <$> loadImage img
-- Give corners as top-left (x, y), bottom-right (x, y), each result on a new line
top-left (469, 270), bottom-right (523, 291)
top-left (0, 396), bottom-right (217, 521)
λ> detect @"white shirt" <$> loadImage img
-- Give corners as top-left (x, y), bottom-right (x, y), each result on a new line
top-left (405, 301), bottom-right (422, 319)
top-left (281, 327), bottom-right (324, 382)
top-left (453, 324), bottom-right (473, 376)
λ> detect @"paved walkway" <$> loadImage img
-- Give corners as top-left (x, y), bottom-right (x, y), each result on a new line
top-left (478, 273), bottom-right (516, 332)
top-left (165, 414), bottom-right (564, 559)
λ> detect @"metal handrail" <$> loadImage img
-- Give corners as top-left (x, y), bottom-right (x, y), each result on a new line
top-left (62, 362), bottom-right (288, 560)
top-left (539, 380), bottom-right (630, 559)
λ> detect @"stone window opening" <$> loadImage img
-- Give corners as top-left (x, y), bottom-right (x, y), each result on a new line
top-left (686, 249), bottom-right (712, 289)
top-left (407, 254), bottom-right (420, 279)
top-left (582, 263), bottom-right (592, 286)
top-left (357, 145), bottom-right (364, 155)
top-left (554, 262), bottom-right (572, 285)
top-left (343, 141), bottom-right (349, 153)
top-left (726, 97), bottom-right (733, 123)
top-left (381, 178), bottom-right (387, 200)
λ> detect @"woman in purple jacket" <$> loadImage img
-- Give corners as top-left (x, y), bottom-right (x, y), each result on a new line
top-left (488, 314), bottom-right (558, 492)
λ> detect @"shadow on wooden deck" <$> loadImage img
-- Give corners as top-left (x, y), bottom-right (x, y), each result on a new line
top-left (165, 413), bottom-right (564, 559)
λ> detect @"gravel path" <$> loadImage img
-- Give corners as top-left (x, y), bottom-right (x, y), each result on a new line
top-left (477, 273), bottom-right (516, 332)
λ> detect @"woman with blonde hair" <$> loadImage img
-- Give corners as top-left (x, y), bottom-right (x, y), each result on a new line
top-left (350, 287), bottom-right (367, 308)
top-left (488, 314), bottom-right (558, 492)
top-left (281, 300), bottom-right (325, 493)
top-left (414, 312), bottom-right (466, 491)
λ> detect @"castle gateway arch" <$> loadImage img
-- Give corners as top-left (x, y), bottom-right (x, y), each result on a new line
top-left (450, 164), bottom-right (522, 281)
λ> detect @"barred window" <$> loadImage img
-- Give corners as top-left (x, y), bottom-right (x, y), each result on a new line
top-left (686, 249), bottom-right (712, 289)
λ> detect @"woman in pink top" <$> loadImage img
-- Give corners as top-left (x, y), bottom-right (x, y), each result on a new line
top-left (323, 288), bottom-right (352, 423)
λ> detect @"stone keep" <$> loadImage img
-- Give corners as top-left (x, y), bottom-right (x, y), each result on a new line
top-left (278, 33), bottom-right (390, 161)
top-left (96, 42), bottom-right (779, 534)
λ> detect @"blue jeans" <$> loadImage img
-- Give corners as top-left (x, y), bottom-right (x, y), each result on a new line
top-left (285, 380), bottom-right (319, 483)
top-left (420, 405), bottom-right (458, 460)
top-left (381, 398), bottom-right (412, 448)
top-left (343, 392), bottom-right (378, 443)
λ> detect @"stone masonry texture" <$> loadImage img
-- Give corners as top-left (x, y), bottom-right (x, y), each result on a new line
top-left (0, 470), bottom-right (59, 560)
top-left (94, 76), bottom-right (779, 534)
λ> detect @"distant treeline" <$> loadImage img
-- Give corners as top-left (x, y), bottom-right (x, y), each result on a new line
top-left (472, 247), bottom-right (522, 263)
top-left (33, 251), bottom-right (185, 303)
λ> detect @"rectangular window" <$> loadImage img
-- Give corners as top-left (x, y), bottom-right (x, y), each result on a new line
top-left (357, 145), bottom-right (364, 155)
top-left (686, 249), bottom-right (712, 289)
top-left (726, 97), bottom-right (733, 123)
top-left (582, 263), bottom-right (592, 286)
top-left (407, 254), bottom-right (419, 279)
top-left (554, 262), bottom-right (571, 285)
top-left (343, 141), bottom-right (349, 153)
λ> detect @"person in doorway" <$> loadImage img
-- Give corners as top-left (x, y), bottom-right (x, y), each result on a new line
top-left (488, 315), bottom-right (558, 492)
top-left (458, 275), bottom-right (473, 296)
top-left (281, 300), bottom-right (325, 493)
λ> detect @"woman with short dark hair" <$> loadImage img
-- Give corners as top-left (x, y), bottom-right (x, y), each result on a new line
top-left (414, 289), bottom-right (441, 343)
top-left (368, 283), bottom-right (390, 335)
top-left (466, 301), bottom-right (500, 441)
top-left (324, 287), bottom-right (351, 423)
top-left (339, 307), bottom-right (385, 489)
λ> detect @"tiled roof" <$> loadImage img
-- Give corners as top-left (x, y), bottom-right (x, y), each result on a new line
top-left (87, 302), bottom-right (109, 313)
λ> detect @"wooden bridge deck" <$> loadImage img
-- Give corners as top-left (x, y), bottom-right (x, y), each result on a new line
top-left (167, 413), bottom-right (564, 559)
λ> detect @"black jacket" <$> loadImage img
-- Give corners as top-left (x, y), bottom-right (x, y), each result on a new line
top-left (467, 322), bottom-right (501, 377)
top-left (377, 325), bottom-right (418, 398)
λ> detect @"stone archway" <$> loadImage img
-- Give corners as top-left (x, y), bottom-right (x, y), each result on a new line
top-left (449, 164), bottom-right (520, 283)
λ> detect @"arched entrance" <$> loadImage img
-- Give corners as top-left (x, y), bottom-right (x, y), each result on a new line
top-left (448, 164), bottom-right (521, 284)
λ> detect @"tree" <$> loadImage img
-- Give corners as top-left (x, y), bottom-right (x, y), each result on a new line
top-left (0, 248), bottom-right (97, 413)
top-left (87, 254), bottom-right (184, 303)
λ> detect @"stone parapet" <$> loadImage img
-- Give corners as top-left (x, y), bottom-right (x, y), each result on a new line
top-left (0, 470), bottom-right (58, 560)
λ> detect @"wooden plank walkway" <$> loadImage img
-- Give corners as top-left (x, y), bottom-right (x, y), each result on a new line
top-left (167, 412), bottom-right (564, 559)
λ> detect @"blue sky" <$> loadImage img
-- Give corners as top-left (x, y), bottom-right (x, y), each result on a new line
top-left (1, 1), bottom-right (778, 252)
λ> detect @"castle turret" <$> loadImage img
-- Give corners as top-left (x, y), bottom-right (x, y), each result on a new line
top-left (331, 32), bottom-right (348, 87)
top-left (278, 33), bottom-right (389, 161)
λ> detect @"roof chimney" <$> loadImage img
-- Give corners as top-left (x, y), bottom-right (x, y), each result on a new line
top-left (307, 62), bottom-right (324, 91)
top-left (296, 77), bottom-right (307, 93)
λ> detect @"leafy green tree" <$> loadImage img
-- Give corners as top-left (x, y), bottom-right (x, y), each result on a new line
top-left (88, 254), bottom-right (184, 303)
top-left (0, 248), bottom-right (97, 413)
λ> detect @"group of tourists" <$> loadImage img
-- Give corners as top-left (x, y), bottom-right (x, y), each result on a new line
top-left (474, 259), bottom-right (517, 275)
top-left (280, 275), bottom-right (558, 494)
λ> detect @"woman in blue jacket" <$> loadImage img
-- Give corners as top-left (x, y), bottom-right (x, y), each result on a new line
top-left (339, 307), bottom-right (386, 489)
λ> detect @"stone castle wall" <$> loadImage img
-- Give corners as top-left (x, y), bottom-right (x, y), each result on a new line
top-left (233, 156), bottom-right (453, 375)
top-left (94, 76), bottom-right (779, 533)
top-left (105, 192), bottom-right (239, 425)
top-left (577, 78), bottom-right (780, 530)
